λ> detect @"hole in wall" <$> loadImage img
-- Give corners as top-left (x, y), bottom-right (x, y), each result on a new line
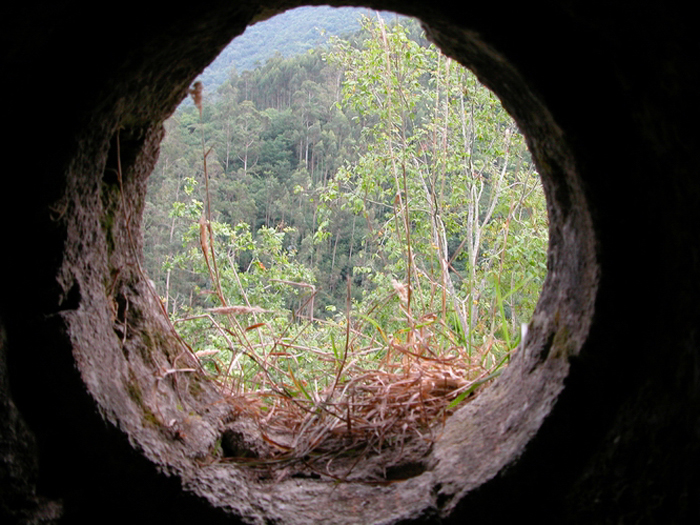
top-left (141, 5), bottom-right (549, 482)
top-left (37, 1), bottom-right (600, 522)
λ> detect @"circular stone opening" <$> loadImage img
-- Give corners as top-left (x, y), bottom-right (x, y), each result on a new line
top-left (54, 2), bottom-right (597, 523)
top-left (143, 7), bottom-right (550, 484)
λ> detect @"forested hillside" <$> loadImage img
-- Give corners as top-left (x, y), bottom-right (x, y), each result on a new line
top-left (142, 14), bottom-right (548, 413)
top-left (197, 6), bottom-right (403, 88)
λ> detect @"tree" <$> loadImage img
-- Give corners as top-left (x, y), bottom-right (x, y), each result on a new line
top-left (324, 15), bottom-right (547, 349)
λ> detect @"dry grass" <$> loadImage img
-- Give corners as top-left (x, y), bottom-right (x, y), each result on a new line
top-left (249, 352), bottom-right (500, 455)
top-left (187, 306), bottom-right (513, 478)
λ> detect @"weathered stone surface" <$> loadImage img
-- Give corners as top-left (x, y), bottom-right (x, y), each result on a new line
top-left (1, 1), bottom-right (698, 523)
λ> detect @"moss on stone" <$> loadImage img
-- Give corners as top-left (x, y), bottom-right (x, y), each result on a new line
top-left (551, 325), bottom-right (575, 360)
top-left (188, 376), bottom-right (204, 398)
top-left (126, 378), bottom-right (144, 406)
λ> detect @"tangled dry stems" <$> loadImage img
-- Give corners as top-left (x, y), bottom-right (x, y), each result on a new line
top-left (200, 315), bottom-right (511, 475)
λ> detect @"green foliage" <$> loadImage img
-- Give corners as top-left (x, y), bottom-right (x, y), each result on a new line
top-left (142, 13), bottom-right (548, 400)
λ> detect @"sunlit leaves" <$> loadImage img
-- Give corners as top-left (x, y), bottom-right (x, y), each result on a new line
top-left (322, 15), bottom-right (548, 347)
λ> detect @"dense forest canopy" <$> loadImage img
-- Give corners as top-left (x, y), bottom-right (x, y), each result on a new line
top-left (142, 12), bottom-right (548, 400)
top-left (197, 6), bottom-right (403, 88)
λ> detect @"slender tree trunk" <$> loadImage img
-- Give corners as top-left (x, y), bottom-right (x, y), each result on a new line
top-left (378, 16), bottom-right (414, 321)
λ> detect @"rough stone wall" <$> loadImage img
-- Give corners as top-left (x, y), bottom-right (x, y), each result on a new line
top-left (1, 1), bottom-right (698, 523)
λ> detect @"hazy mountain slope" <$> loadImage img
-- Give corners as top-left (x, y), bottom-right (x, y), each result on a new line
top-left (197, 6), bottom-right (402, 89)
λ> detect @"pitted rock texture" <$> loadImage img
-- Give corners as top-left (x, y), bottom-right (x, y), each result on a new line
top-left (1, 1), bottom-right (698, 523)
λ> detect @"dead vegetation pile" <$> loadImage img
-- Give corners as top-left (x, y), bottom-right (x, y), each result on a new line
top-left (193, 312), bottom-right (511, 481)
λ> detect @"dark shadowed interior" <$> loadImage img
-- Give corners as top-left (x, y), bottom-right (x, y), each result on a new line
top-left (1, 1), bottom-right (699, 523)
